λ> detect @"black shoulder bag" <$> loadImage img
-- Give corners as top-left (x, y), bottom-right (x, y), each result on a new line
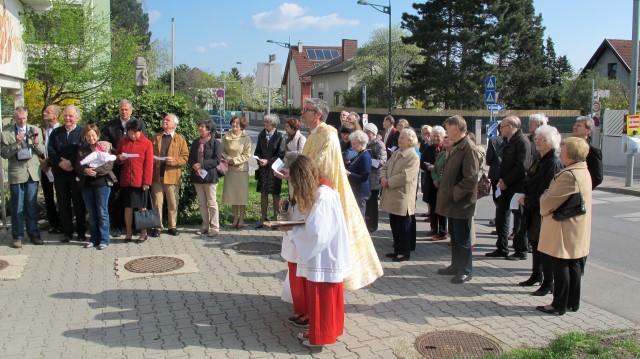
top-left (552, 170), bottom-right (586, 221)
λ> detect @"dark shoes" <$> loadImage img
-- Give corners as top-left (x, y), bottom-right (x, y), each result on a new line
top-left (111, 228), bottom-right (122, 238)
top-left (485, 250), bottom-right (508, 258)
top-left (425, 230), bottom-right (438, 236)
top-left (392, 254), bottom-right (410, 262)
top-left (60, 236), bottom-right (72, 243)
top-left (535, 305), bottom-right (565, 315)
top-left (167, 228), bottom-right (179, 236)
top-left (48, 227), bottom-right (61, 234)
top-left (531, 287), bottom-right (553, 296)
top-left (150, 229), bottom-right (161, 237)
top-left (77, 235), bottom-right (88, 242)
top-left (437, 266), bottom-right (457, 275)
top-left (505, 252), bottom-right (527, 261)
top-left (292, 314), bottom-right (309, 327)
top-left (451, 274), bottom-right (472, 284)
top-left (385, 252), bottom-right (397, 258)
top-left (430, 234), bottom-right (449, 241)
top-left (519, 277), bottom-right (542, 287)
top-left (30, 237), bottom-right (44, 245)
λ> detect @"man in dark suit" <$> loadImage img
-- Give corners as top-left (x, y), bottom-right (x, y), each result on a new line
top-left (101, 99), bottom-right (147, 237)
top-left (381, 115), bottom-right (399, 158)
top-left (39, 104), bottom-right (62, 234)
top-left (573, 116), bottom-right (603, 189)
top-left (48, 105), bottom-right (86, 243)
top-left (486, 116), bottom-right (531, 259)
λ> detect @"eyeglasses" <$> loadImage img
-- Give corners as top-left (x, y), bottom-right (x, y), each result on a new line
top-left (302, 107), bottom-right (317, 113)
top-left (500, 124), bottom-right (511, 129)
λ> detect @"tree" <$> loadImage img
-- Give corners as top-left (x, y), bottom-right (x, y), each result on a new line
top-left (110, 0), bottom-right (151, 50)
top-left (560, 70), bottom-right (629, 113)
top-left (402, 0), bottom-right (490, 110)
top-left (22, 0), bottom-right (111, 112)
top-left (347, 24), bottom-right (423, 109)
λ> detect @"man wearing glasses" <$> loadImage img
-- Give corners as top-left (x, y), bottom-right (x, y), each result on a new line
top-left (486, 116), bottom-right (531, 259)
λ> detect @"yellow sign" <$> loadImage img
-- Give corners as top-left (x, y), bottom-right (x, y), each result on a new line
top-left (627, 114), bottom-right (640, 135)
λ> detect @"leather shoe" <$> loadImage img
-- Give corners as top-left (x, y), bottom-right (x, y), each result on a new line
top-left (437, 266), bottom-right (457, 275)
top-left (519, 277), bottom-right (541, 287)
top-left (485, 250), bottom-right (508, 258)
top-left (535, 305), bottom-right (565, 315)
top-left (150, 229), bottom-right (161, 237)
top-left (385, 252), bottom-right (397, 258)
top-left (392, 254), bottom-right (410, 262)
top-left (505, 252), bottom-right (527, 261)
top-left (451, 274), bottom-right (472, 284)
top-left (167, 228), bottom-right (179, 236)
top-left (48, 227), bottom-right (61, 234)
top-left (30, 237), bottom-right (44, 245)
top-left (568, 306), bottom-right (579, 312)
top-left (60, 236), bottom-right (72, 243)
top-left (531, 287), bottom-right (553, 296)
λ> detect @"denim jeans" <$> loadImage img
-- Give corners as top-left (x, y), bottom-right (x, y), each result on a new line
top-left (82, 186), bottom-right (111, 245)
top-left (10, 179), bottom-right (40, 240)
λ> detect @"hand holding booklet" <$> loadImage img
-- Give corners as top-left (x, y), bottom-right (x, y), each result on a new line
top-left (263, 220), bottom-right (305, 228)
top-left (271, 158), bottom-right (285, 176)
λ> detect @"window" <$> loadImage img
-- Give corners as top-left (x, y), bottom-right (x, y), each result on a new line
top-left (318, 92), bottom-right (324, 99)
top-left (608, 63), bottom-right (618, 80)
top-left (334, 91), bottom-right (340, 106)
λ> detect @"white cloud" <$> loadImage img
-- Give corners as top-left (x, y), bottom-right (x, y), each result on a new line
top-left (252, 2), bottom-right (358, 31)
top-left (195, 46), bottom-right (207, 53)
top-left (209, 42), bottom-right (229, 48)
top-left (148, 10), bottom-right (161, 24)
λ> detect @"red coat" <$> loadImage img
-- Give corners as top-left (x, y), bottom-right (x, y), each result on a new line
top-left (116, 134), bottom-right (154, 188)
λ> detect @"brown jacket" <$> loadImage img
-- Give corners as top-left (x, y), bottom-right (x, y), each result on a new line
top-left (151, 132), bottom-right (189, 184)
top-left (379, 147), bottom-right (420, 216)
top-left (435, 135), bottom-right (479, 219)
top-left (538, 162), bottom-right (592, 259)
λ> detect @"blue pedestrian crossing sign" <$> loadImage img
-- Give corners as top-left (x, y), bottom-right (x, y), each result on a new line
top-left (485, 76), bottom-right (496, 90)
top-left (485, 91), bottom-right (496, 104)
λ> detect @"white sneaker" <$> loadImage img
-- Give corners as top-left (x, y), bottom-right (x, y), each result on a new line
top-left (84, 242), bottom-right (94, 249)
top-left (98, 244), bottom-right (108, 250)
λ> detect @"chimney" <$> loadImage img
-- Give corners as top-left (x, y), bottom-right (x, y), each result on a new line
top-left (298, 40), bottom-right (303, 53)
top-left (342, 39), bottom-right (357, 61)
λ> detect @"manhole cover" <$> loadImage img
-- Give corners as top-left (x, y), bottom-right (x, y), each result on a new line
top-left (415, 330), bottom-right (502, 358)
top-left (124, 256), bottom-right (185, 273)
top-left (233, 241), bottom-right (281, 255)
top-left (0, 260), bottom-right (9, 271)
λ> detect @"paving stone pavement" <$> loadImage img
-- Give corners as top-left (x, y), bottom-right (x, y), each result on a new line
top-left (0, 199), bottom-right (635, 359)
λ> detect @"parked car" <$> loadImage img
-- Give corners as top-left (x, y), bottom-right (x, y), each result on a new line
top-left (212, 115), bottom-right (231, 138)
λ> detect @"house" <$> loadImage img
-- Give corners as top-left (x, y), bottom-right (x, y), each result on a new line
top-left (582, 39), bottom-right (636, 85)
top-left (282, 39), bottom-right (357, 108)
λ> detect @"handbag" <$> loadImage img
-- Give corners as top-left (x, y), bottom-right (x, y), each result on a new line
top-left (552, 170), bottom-right (586, 221)
top-left (477, 171), bottom-right (492, 199)
top-left (134, 189), bottom-right (161, 230)
top-left (216, 155), bottom-right (228, 177)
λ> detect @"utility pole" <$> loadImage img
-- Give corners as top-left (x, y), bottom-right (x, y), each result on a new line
top-left (627, 0), bottom-right (639, 186)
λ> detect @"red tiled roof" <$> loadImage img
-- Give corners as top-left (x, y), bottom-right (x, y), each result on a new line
top-left (583, 39), bottom-right (637, 74)
top-left (289, 45), bottom-right (341, 83)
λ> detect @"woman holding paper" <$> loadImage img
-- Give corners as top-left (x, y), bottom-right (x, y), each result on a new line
top-left (115, 119), bottom-right (154, 243)
top-left (515, 125), bottom-right (563, 296)
top-left (189, 120), bottom-right (222, 237)
top-left (222, 116), bottom-right (252, 229)
top-left (254, 114), bottom-right (286, 228)
top-left (283, 155), bottom-right (351, 347)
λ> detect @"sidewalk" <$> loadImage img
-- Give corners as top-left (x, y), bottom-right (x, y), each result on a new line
top-left (599, 165), bottom-right (640, 197)
top-left (0, 197), bottom-right (635, 358)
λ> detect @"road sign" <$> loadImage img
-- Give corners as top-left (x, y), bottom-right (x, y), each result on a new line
top-left (485, 76), bottom-right (496, 90)
top-left (592, 100), bottom-right (601, 112)
top-left (239, 101), bottom-right (245, 109)
top-left (486, 104), bottom-right (504, 111)
top-left (487, 121), bottom-right (499, 138)
top-left (627, 114), bottom-right (640, 135)
top-left (216, 88), bottom-right (225, 98)
top-left (485, 91), bottom-right (496, 104)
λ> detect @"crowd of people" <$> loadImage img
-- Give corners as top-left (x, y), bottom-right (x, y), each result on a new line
top-left (2, 98), bottom-right (600, 345)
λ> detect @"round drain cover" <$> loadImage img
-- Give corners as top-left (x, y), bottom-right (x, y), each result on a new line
top-left (124, 256), bottom-right (185, 273)
top-left (0, 259), bottom-right (9, 271)
top-left (415, 330), bottom-right (501, 358)
top-left (233, 241), bottom-right (281, 255)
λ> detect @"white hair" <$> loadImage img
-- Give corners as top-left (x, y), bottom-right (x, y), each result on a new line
top-left (535, 125), bottom-right (561, 150)
top-left (529, 113), bottom-right (548, 126)
top-left (431, 125), bottom-right (446, 137)
top-left (264, 114), bottom-right (280, 126)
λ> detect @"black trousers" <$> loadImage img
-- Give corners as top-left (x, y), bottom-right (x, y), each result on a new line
top-left (365, 189), bottom-right (380, 231)
top-left (551, 257), bottom-right (583, 312)
top-left (389, 213), bottom-right (416, 255)
top-left (448, 217), bottom-right (473, 276)
top-left (108, 181), bottom-right (125, 230)
top-left (54, 175), bottom-right (86, 237)
top-left (40, 170), bottom-right (60, 230)
top-left (513, 208), bottom-right (536, 255)
top-left (495, 193), bottom-right (523, 253)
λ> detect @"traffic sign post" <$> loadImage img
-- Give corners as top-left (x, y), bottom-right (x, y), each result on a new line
top-left (484, 75), bottom-right (499, 124)
top-left (216, 88), bottom-right (225, 98)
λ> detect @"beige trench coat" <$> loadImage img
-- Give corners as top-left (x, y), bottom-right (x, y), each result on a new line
top-left (538, 162), bottom-right (592, 259)
top-left (379, 148), bottom-right (420, 216)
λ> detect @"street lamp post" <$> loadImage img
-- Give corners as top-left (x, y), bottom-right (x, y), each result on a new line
top-left (267, 37), bottom-right (292, 112)
top-left (267, 54), bottom-right (276, 114)
top-left (357, 0), bottom-right (392, 115)
top-left (236, 61), bottom-right (244, 105)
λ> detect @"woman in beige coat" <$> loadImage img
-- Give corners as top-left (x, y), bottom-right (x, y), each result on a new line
top-left (222, 116), bottom-right (252, 229)
top-left (379, 128), bottom-right (420, 262)
top-left (536, 137), bottom-right (592, 316)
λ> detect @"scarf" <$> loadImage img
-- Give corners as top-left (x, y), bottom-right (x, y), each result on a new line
top-left (198, 135), bottom-right (211, 164)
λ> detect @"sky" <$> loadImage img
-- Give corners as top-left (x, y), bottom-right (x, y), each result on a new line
top-left (144, 0), bottom-right (632, 79)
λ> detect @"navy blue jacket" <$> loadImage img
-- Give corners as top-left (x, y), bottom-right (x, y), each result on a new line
top-left (348, 149), bottom-right (372, 199)
top-left (47, 125), bottom-right (84, 179)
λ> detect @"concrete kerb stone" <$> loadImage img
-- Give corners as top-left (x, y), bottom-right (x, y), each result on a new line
top-left (0, 254), bottom-right (29, 280)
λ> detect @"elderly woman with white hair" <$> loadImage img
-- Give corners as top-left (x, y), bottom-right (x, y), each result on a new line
top-left (528, 113), bottom-right (548, 161)
top-left (254, 114), bottom-right (286, 228)
top-left (379, 128), bottom-right (420, 262)
top-left (346, 130), bottom-right (372, 217)
top-left (421, 126), bottom-right (448, 240)
top-left (513, 125), bottom-right (563, 297)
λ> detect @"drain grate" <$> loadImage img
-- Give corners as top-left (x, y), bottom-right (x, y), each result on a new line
top-left (415, 330), bottom-right (502, 358)
top-left (0, 260), bottom-right (9, 271)
top-left (233, 241), bottom-right (281, 255)
top-left (124, 256), bottom-right (185, 273)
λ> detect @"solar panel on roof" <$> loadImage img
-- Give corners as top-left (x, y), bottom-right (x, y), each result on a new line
top-left (307, 49), bottom-right (317, 60)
